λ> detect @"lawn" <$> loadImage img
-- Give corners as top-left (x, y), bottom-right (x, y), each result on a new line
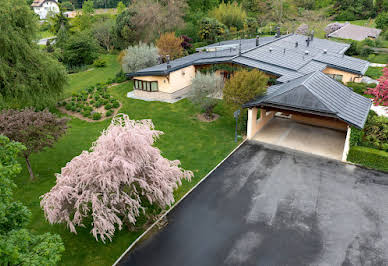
top-left (14, 81), bottom-right (240, 265)
top-left (365, 66), bottom-right (383, 79)
top-left (65, 54), bottom-right (121, 98)
top-left (38, 30), bottom-right (55, 39)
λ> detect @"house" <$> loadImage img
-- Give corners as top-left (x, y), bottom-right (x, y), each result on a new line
top-left (328, 23), bottom-right (381, 41)
top-left (127, 33), bottom-right (369, 101)
top-left (31, 0), bottom-right (59, 20)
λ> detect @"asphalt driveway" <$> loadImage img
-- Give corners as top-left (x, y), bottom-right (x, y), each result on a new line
top-left (119, 141), bottom-right (388, 266)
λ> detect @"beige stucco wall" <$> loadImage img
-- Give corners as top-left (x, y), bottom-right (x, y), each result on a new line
top-left (291, 114), bottom-right (348, 131)
top-left (168, 65), bottom-right (196, 93)
top-left (323, 67), bottom-right (362, 83)
top-left (134, 65), bottom-right (195, 94)
top-left (247, 108), bottom-right (275, 139)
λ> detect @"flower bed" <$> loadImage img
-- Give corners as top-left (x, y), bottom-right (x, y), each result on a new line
top-left (58, 83), bottom-right (121, 122)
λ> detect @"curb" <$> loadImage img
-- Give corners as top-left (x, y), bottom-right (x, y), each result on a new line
top-left (112, 139), bottom-right (247, 266)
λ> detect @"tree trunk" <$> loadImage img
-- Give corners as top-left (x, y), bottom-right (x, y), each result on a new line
top-left (24, 155), bottom-right (35, 180)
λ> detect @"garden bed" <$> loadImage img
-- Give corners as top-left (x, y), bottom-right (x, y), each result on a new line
top-left (57, 83), bottom-right (121, 122)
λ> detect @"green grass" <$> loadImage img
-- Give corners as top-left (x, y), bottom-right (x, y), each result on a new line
top-left (337, 19), bottom-right (376, 27)
top-left (38, 30), bottom-right (55, 39)
top-left (365, 66), bottom-right (383, 79)
top-left (65, 54), bottom-right (121, 98)
top-left (14, 82), bottom-right (240, 265)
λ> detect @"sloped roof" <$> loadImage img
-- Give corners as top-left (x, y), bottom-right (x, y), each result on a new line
top-left (127, 34), bottom-right (369, 80)
top-left (243, 71), bottom-right (372, 129)
top-left (31, 0), bottom-right (57, 7)
top-left (328, 23), bottom-right (382, 41)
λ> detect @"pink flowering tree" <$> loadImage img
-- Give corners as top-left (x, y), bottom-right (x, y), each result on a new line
top-left (40, 114), bottom-right (193, 242)
top-left (366, 67), bottom-right (388, 106)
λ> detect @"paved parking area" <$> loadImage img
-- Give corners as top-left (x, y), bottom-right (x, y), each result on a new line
top-left (119, 141), bottom-right (388, 266)
top-left (253, 117), bottom-right (346, 160)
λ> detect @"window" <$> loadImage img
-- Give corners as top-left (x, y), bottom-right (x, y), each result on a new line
top-left (134, 79), bottom-right (158, 92)
top-left (327, 74), bottom-right (343, 82)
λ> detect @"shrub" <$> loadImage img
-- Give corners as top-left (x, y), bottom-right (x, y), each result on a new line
top-left (156, 32), bottom-right (184, 60)
top-left (105, 103), bottom-right (112, 110)
top-left (224, 69), bottom-right (268, 109)
top-left (94, 101), bottom-right (103, 108)
top-left (112, 101), bottom-right (120, 108)
top-left (93, 58), bottom-right (107, 68)
top-left (65, 103), bottom-right (72, 110)
top-left (121, 43), bottom-right (159, 73)
top-left (360, 47), bottom-right (373, 57)
top-left (62, 31), bottom-right (100, 67)
top-left (198, 17), bottom-right (227, 42)
top-left (106, 110), bottom-right (113, 117)
top-left (347, 146), bottom-right (388, 172)
top-left (82, 110), bottom-right (91, 117)
top-left (190, 72), bottom-right (224, 119)
top-left (71, 106), bottom-right (76, 112)
top-left (210, 2), bottom-right (246, 30)
top-left (376, 12), bottom-right (388, 29)
top-left (92, 112), bottom-right (102, 120)
top-left (347, 82), bottom-right (376, 96)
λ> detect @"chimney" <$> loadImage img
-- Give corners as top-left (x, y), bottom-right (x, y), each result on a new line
top-left (295, 41), bottom-right (298, 48)
top-left (269, 47), bottom-right (273, 53)
top-left (256, 35), bottom-right (260, 46)
top-left (306, 37), bottom-right (310, 47)
top-left (310, 30), bottom-right (315, 41)
top-left (305, 50), bottom-right (309, 56)
top-left (323, 49), bottom-right (327, 54)
top-left (275, 26), bottom-right (281, 38)
top-left (166, 55), bottom-right (171, 69)
top-left (283, 48), bottom-right (286, 54)
top-left (238, 41), bottom-right (242, 56)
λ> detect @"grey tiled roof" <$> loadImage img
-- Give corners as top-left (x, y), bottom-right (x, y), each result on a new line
top-left (127, 34), bottom-right (369, 80)
top-left (328, 23), bottom-right (382, 41)
top-left (243, 71), bottom-right (372, 129)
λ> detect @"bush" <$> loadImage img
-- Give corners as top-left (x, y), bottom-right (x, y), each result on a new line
top-left (360, 47), bottom-right (373, 57)
top-left (121, 43), bottom-right (159, 73)
top-left (106, 110), bottom-right (113, 117)
top-left (62, 31), bottom-right (100, 67)
top-left (82, 110), bottom-right (91, 117)
top-left (92, 112), bottom-right (102, 120)
top-left (93, 58), bottom-right (107, 68)
top-left (94, 101), bottom-right (103, 108)
top-left (198, 17), bottom-right (227, 43)
top-left (65, 103), bottom-right (72, 110)
top-left (105, 103), bottom-right (112, 110)
top-left (376, 12), bottom-right (388, 29)
top-left (347, 146), bottom-right (388, 172)
top-left (210, 2), bottom-right (246, 30)
top-left (112, 101), bottom-right (120, 108)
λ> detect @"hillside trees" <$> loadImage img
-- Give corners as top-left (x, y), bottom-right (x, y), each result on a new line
top-left (210, 2), bottom-right (247, 30)
top-left (156, 32), bottom-right (184, 60)
top-left (0, 109), bottom-right (69, 180)
top-left (121, 43), bottom-right (159, 73)
top-left (41, 114), bottom-right (193, 242)
top-left (62, 31), bottom-right (100, 67)
top-left (93, 20), bottom-right (115, 51)
top-left (0, 136), bottom-right (64, 264)
top-left (199, 17), bottom-right (227, 42)
top-left (0, 0), bottom-right (67, 109)
top-left (114, 9), bottom-right (137, 49)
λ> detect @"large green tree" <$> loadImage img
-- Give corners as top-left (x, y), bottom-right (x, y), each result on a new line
top-left (0, 135), bottom-right (65, 265)
top-left (0, 0), bottom-right (67, 110)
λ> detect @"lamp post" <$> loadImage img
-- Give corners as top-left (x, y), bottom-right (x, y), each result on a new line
top-left (234, 109), bottom-right (241, 142)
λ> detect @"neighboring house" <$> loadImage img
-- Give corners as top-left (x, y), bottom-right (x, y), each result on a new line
top-left (31, 0), bottom-right (59, 20)
top-left (127, 34), bottom-right (369, 101)
top-left (328, 23), bottom-right (381, 41)
top-left (64, 11), bottom-right (77, 18)
top-left (243, 71), bottom-right (372, 141)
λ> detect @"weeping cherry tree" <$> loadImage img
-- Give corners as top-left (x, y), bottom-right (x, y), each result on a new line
top-left (41, 114), bottom-right (193, 242)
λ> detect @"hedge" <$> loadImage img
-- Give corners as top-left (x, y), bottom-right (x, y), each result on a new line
top-left (347, 146), bottom-right (388, 172)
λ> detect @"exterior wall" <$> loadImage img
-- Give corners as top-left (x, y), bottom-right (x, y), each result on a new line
top-left (342, 126), bottom-right (351, 161)
top-left (134, 65), bottom-right (195, 95)
top-left (291, 114), bottom-right (348, 131)
top-left (247, 108), bottom-right (275, 139)
top-left (135, 76), bottom-right (170, 92)
top-left (134, 85), bottom-right (192, 100)
top-left (323, 67), bottom-right (362, 83)
top-left (167, 65), bottom-right (196, 93)
top-left (32, 1), bottom-right (59, 19)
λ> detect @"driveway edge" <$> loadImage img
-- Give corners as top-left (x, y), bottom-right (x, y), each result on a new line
top-left (112, 139), bottom-right (247, 266)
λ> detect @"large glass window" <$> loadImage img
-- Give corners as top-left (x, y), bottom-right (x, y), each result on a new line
top-left (134, 79), bottom-right (158, 92)
top-left (326, 74), bottom-right (343, 82)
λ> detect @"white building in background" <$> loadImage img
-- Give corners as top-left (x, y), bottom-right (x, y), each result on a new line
top-left (31, 0), bottom-right (60, 20)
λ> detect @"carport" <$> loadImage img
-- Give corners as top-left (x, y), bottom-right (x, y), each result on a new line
top-left (244, 71), bottom-right (372, 160)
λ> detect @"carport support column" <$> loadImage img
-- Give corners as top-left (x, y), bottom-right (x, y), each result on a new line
top-left (247, 108), bottom-right (259, 139)
top-left (247, 108), bottom-right (275, 139)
